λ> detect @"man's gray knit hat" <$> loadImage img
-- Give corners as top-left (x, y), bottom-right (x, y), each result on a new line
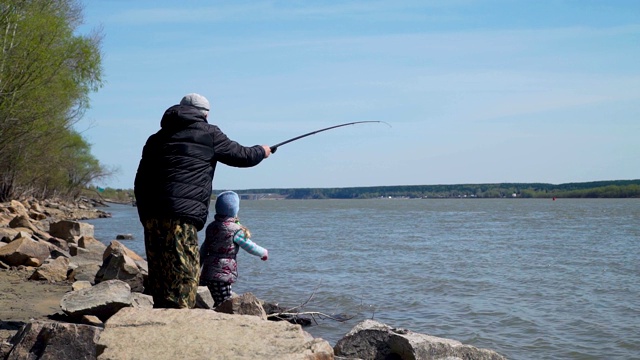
top-left (180, 93), bottom-right (210, 111)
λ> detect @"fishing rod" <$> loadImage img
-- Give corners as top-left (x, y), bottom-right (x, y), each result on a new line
top-left (270, 121), bottom-right (390, 153)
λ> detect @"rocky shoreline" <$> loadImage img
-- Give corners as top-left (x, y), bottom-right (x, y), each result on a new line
top-left (0, 198), bottom-right (507, 359)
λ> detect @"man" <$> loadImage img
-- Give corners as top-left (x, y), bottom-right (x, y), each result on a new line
top-left (134, 93), bottom-right (271, 308)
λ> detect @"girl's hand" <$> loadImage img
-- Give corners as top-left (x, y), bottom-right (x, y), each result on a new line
top-left (261, 251), bottom-right (268, 261)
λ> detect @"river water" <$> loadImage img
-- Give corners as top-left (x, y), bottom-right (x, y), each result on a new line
top-left (85, 198), bottom-right (640, 360)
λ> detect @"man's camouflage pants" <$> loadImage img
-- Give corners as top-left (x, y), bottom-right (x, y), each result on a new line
top-left (143, 218), bottom-right (200, 308)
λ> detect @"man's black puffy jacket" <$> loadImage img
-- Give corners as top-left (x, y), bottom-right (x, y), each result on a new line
top-left (134, 104), bottom-right (265, 230)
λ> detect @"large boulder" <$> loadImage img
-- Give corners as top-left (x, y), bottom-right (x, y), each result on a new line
top-left (334, 319), bottom-right (506, 360)
top-left (66, 235), bottom-right (108, 283)
top-left (77, 235), bottom-right (106, 254)
top-left (48, 220), bottom-right (94, 242)
top-left (102, 240), bottom-right (148, 281)
top-left (45, 236), bottom-right (70, 251)
top-left (103, 240), bottom-right (144, 262)
top-left (44, 244), bottom-right (72, 260)
top-left (60, 279), bottom-right (133, 322)
top-left (96, 308), bottom-right (334, 360)
top-left (68, 251), bottom-right (102, 283)
top-left (69, 238), bottom-right (105, 263)
top-left (0, 228), bottom-right (20, 243)
top-left (29, 201), bottom-right (45, 213)
top-left (37, 238), bottom-right (71, 257)
top-left (5, 320), bottom-right (101, 360)
top-left (68, 261), bottom-right (101, 283)
top-left (30, 256), bottom-right (70, 282)
top-left (94, 246), bottom-right (145, 292)
top-left (8, 215), bottom-right (35, 231)
top-left (28, 210), bottom-right (47, 221)
top-left (6, 200), bottom-right (29, 218)
top-left (0, 237), bottom-right (50, 267)
top-left (11, 230), bottom-right (33, 242)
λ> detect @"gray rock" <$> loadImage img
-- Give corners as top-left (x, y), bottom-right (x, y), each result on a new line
top-left (69, 236), bottom-right (106, 268)
top-left (134, 259), bottom-right (148, 276)
top-left (334, 319), bottom-right (506, 360)
top-left (72, 280), bottom-right (93, 291)
top-left (70, 244), bottom-right (103, 263)
top-left (215, 292), bottom-right (268, 320)
top-left (195, 286), bottom-right (214, 309)
top-left (69, 262), bottom-right (101, 283)
top-left (60, 279), bottom-right (132, 322)
top-left (5, 320), bottom-right (101, 360)
top-left (115, 234), bottom-right (133, 240)
top-left (96, 307), bottom-right (334, 360)
top-left (131, 292), bottom-right (154, 308)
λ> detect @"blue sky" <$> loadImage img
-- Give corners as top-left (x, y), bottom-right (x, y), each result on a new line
top-left (77, 1), bottom-right (640, 190)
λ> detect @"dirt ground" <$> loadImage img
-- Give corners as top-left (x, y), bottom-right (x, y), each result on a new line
top-left (0, 268), bottom-right (71, 342)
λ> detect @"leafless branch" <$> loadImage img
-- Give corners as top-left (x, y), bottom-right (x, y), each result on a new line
top-left (265, 284), bottom-right (356, 325)
top-left (268, 311), bottom-right (354, 324)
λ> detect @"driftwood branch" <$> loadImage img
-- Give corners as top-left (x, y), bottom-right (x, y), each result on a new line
top-left (265, 285), bottom-right (355, 325)
top-left (278, 285), bottom-right (318, 314)
top-left (267, 311), bottom-right (354, 324)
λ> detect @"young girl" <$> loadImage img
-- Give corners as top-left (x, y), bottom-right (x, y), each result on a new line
top-left (199, 191), bottom-right (268, 307)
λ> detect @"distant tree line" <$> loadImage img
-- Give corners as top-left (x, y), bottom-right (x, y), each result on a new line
top-left (80, 187), bottom-right (133, 204)
top-left (99, 180), bottom-right (640, 204)
top-left (0, 0), bottom-right (109, 201)
top-left (230, 180), bottom-right (640, 199)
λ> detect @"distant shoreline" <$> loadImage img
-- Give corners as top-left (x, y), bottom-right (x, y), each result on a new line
top-left (226, 179), bottom-right (640, 200)
top-left (95, 180), bottom-right (640, 204)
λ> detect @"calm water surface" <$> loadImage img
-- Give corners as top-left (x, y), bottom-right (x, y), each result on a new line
top-left (86, 199), bottom-right (640, 360)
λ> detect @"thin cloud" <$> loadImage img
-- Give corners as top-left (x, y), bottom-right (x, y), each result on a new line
top-left (106, 1), bottom-right (469, 25)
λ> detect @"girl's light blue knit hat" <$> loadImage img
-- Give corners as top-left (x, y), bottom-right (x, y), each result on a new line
top-left (215, 191), bottom-right (240, 217)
